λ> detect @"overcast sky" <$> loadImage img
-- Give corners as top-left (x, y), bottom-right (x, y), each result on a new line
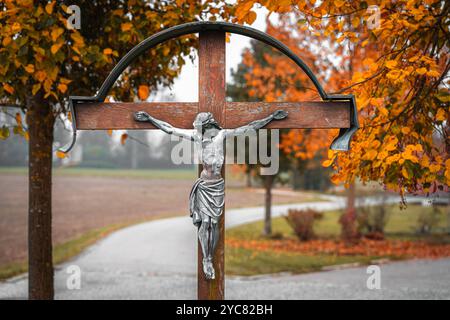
top-left (155, 8), bottom-right (269, 102)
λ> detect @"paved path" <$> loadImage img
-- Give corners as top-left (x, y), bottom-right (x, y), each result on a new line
top-left (1, 196), bottom-right (449, 299)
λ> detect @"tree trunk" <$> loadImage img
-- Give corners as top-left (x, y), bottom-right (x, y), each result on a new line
top-left (27, 94), bottom-right (54, 300)
top-left (246, 167), bottom-right (252, 188)
top-left (263, 175), bottom-right (274, 236)
top-left (347, 182), bottom-right (355, 212)
top-left (341, 181), bottom-right (358, 240)
top-left (292, 166), bottom-right (302, 190)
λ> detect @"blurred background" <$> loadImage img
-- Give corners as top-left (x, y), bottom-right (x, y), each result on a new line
top-left (0, 1), bottom-right (449, 298)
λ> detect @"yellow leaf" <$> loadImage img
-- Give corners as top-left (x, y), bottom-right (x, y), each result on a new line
top-left (138, 85), bottom-right (149, 100)
top-left (35, 70), bottom-right (46, 82)
top-left (11, 22), bottom-right (21, 33)
top-left (377, 151), bottom-right (388, 160)
top-left (322, 159), bottom-right (333, 167)
top-left (365, 149), bottom-right (378, 161)
top-left (3, 83), bottom-right (14, 94)
top-left (386, 70), bottom-right (401, 80)
top-left (429, 163), bottom-right (440, 173)
top-left (330, 174), bottom-right (341, 185)
top-left (327, 149), bottom-right (336, 160)
top-left (32, 83), bottom-right (41, 95)
top-left (335, 0), bottom-right (345, 7)
top-left (416, 67), bottom-right (427, 75)
top-left (45, 2), bottom-right (55, 14)
top-left (401, 127), bottom-right (410, 134)
top-left (385, 60), bottom-right (397, 69)
top-left (24, 64), bottom-right (35, 73)
top-left (120, 133), bottom-right (128, 145)
top-left (70, 32), bottom-right (84, 45)
top-left (56, 151), bottom-right (67, 159)
top-left (51, 27), bottom-right (64, 42)
top-left (162, 46), bottom-right (170, 56)
top-left (401, 166), bottom-right (409, 179)
top-left (427, 70), bottom-right (440, 77)
top-left (121, 22), bottom-right (132, 32)
top-left (379, 107), bottom-right (389, 117)
top-left (436, 108), bottom-right (446, 121)
top-left (371, 140), bottom-right (381, 149)
top-left (60, 78), bottom-right (72, 84)
top-left (51, 42), bottom-right (63, 54)
top-left (351, 16), bottom-right (360, 28)
top-left (103, 48), bottom-right (113, 55)
top-left (57, 83), bottom-right (67, 93)
top-left (420, 154), bottom-right (430, 167)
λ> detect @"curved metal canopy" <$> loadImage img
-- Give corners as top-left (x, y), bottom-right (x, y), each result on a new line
top-left (63, 21), bottom-right (358, 153)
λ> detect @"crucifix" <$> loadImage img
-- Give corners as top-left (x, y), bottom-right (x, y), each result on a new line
top-left (62, 22), bottom-right (358, 300)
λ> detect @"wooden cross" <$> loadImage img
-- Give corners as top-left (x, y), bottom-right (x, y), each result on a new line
top-left (66, 23), bottom-right (357, 300)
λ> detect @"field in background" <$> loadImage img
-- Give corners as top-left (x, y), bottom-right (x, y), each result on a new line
top-left (0, 167), bottom-right (197, 180)
top-left (0, 166), bottom-right (323, 279)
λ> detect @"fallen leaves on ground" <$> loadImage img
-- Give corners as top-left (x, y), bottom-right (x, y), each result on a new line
top-left (226, 238), bottom-right (450, 259)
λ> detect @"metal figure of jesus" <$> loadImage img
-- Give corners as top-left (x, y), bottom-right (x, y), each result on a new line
top-left (134, 109), bottom-right (288, 279)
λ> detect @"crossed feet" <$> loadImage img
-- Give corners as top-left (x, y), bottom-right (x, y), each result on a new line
top-left (202, 257), bottom-right (215, 280)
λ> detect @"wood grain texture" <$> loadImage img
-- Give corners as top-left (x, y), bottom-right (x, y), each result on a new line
top-left (226, 101), bottom-right (350, 128)
top-left (73, 101), bottom-right (350, 130)
top-left (75, 102), bottom-right (198, 130)
top-left (197, 30), bottom-right (226, 300)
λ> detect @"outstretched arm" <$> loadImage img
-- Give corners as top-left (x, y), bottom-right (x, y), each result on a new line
top-left (226, 110), bottom-right (288, 136)
top-left (134, 111), bottom-right (193, 141)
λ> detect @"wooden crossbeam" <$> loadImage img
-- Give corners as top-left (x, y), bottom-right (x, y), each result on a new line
top-left (73, 101), bottom-right (351, 130)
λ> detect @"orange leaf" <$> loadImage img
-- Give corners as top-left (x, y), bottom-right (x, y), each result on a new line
top-left (3, 83), bottom-right (14, 94)
top-left (322, 159), bottom-right (333, 167)
top-left (436, 108), bottom-right (446, 121)
top-left (51, 27), bottom-right (64, 42)
top-left (57, 83), bottom-right (68, 94)
top-left (24, 64), bottom-right (35, 73)
top-left (56, 151), bottom-right (67, 159)
top-left (416, 67), bottom-right (427, 75)
top-left (120, 133), bottom-right (128, 145)
top-left (121, 22), bottom-right (132, 32)
top-left (385, 60), bottom-right (397, 69)
top-left (45, 2), bottom-right (54, 14)
top-left (246, 11), bottom-right (257, 24)
top-left (138, 85), bottom-right (149, 100)
top-left (51, 42), bottom-right (63, 55)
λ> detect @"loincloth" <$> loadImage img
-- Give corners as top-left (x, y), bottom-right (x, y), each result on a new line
top-left (189, 178), bottom-right (225, 227)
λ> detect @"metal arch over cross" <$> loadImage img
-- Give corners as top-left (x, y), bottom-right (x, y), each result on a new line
top-left (62, 21), bottom-right (358, 300)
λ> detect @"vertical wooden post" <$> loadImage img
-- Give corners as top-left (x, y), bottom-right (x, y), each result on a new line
top-left (198, 30), bottom-right (226, 300)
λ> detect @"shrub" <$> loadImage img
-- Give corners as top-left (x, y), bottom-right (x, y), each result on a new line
top-left (339, 208), bottom-right (360, 241)
top-left (356, 205), bottom-right (390, 240)
top-left (416, 205), bottom-right (442, 234)
top-left (284, 209), bottom-right (323, 241)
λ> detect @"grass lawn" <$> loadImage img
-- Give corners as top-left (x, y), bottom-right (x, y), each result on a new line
top-left (225, 205), bottom-right (450, 276)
